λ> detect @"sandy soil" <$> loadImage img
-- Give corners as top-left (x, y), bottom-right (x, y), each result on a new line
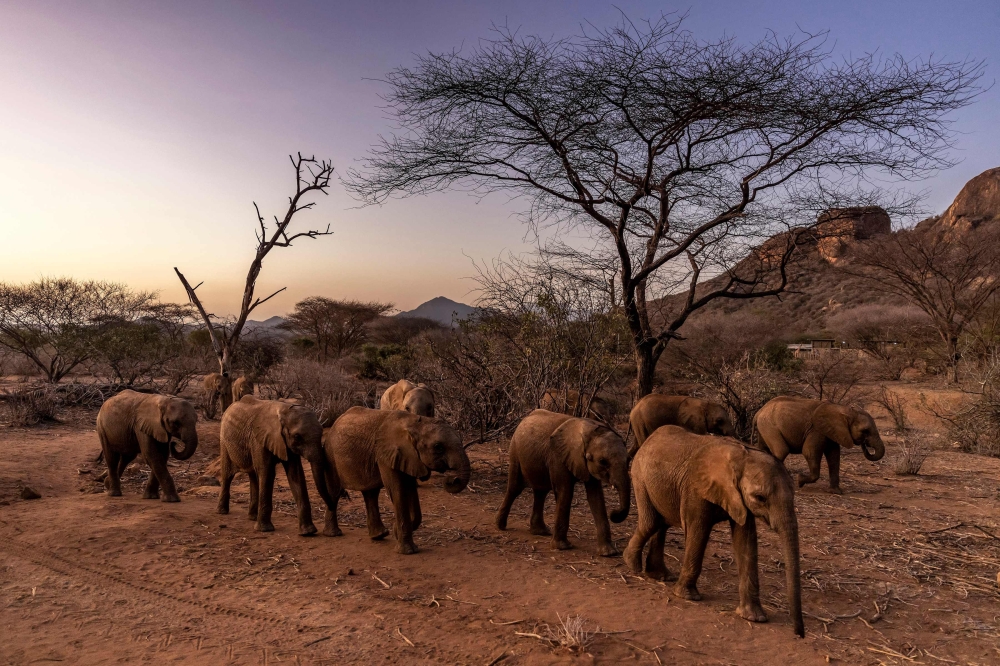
top-left (2, 384), bottom-right (1000, 664)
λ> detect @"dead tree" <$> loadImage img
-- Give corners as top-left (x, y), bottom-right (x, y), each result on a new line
top-left (345, 15), bottom-right (982, 396)
top-left (174, 153), bottom-right (334, 410)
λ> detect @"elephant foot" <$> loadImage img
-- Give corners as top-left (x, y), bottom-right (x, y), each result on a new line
top-left (552, 538), bottom-right (573, 551)
top-left (529, 524), bottom-right (552, 536)
top-left (248, 510), bottom-right (258, 521)
top-left (644, 562), bottom-right (676, 582)
top-left (255, 521), bottom-right (275, 533)
top-left (675, 584), bottom-right (701, 601)
top-left (623, 546), bottom-right (643, 574)
top-left (299, 524), bottom-right (318, 537)
top-left (494, 515), bottom-right (508, 531)
top-left (397, 541), bottom-right (419, 555)
top-left (107, 489), bottom-right (123, 497)
top-left (369, 528), bottom-right (390, 541)
top-left (796, 474), bottom-right (817, 488)
top-left (323, 525), bottom-right (343, 537)
top-left (597, 542), bottom-right (620, 558)
top-left (217, 505), bottom-right (230, 515)
top-left (827, 486), bottom-right (843, 495)
top-left (736, 603), bottom-right (768, 623)
top-left (142, 490), bottom-right (159, 500)
top-left (161, 494), bottom-right (181, 503)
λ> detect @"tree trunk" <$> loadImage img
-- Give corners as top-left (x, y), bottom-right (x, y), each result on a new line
top-left (636, 345), bottom-right (657, 398)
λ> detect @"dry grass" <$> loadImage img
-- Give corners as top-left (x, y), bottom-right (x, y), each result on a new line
top-left (874, 384), bottom-right (908, 432)
top-left (893, 438), bottom-right (929, 475)
top-left (1, 386), bottom-right (58, 426)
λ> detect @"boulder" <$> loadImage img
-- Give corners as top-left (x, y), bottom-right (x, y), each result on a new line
top-left (814, 207), bottom-right (891, 262)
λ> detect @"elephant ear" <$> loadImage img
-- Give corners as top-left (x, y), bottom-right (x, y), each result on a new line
top-left (697, 445), bottom-right (748, 526)
top-left (136, 396), bottom-right (170, 442)
top-left (378, 417), bottom-right (430, 479)
top-left (815, 403), bottom-right (855, 449)
top-left (550, 418), bottom-right (594, 481)
top-left (261, 404), bottom-right (289, 461)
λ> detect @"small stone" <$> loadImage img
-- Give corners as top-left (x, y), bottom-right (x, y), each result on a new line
top-left (196, 475), bottom-right (221, 487)
top-left (346, 568), bottom-right (355, 576)
top-left (78, 468), bottom-right (91, 475)
top-left (219, 524), bottom-right (227, 529)
top-left (20, 486), bottom-right (41, 500)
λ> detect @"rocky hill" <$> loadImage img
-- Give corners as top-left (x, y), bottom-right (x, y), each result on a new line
top-left (396, 296), bottom-right (478, 326)
top-left (671, 168), bottom-right (1000, 338)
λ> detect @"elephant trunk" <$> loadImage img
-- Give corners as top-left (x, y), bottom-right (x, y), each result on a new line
top-left (443, 447), bottom-right (471, 494)
top-left (774, 512), bottom-right (804, 638)
top-left (609, 469), bottom-right (631, 523)
top-left (861, 434), bottom-right (886, 462)
top-left (169, 424), bottom-right (199, 461)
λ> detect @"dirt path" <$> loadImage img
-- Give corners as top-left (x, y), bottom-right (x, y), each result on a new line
top-left (2, 414), bottom-right (999, 664)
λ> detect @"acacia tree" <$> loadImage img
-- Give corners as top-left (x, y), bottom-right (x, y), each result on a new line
top-left (849, 223), bottom-right (1000, 383)
top-left (0, 278), bottom-right (158, 382)
top-left (175, 154), bottom-right (334, 406)
top-left (279, 297), bottom-right (394, 361)
top-left (346, 16), bottom-right (982, 395)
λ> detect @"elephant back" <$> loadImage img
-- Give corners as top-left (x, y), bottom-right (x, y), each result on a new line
top-left (96, 390), bottom-right (147, 448)
top-left (380, 380), bottom-right (417, 411)
top-left (324, 406), bottom-right (392, 489)
top-left (219, 398), bottom-right (266, 466)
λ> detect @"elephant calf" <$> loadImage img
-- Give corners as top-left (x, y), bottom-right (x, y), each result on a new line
top-left (380, 379), bottom-right (435, 417)
top-left (203, 372), bottom-right (232, 418)
top-left (539, 388), bottom-right (615, 424)
top-left (626, 426), bottom-right (804, 637)
top-left (217, 397), bottom-right (335, 536)
top-left (495, 409), bottom-right (630, 556)
top-left (231, 376), bottom-right (254, 403)
top-left (96, 390), bottom-right (199, 502)
top-left (321, 407), bottom-right (470, 554)
top-left (628, 394), bottom-right (734, 457)
top-left (754, 396), bottom-right (885, 493)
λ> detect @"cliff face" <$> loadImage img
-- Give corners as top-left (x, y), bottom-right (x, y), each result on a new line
top-left (814, 207), bottom-right (892, 263)
top-left (926, 167), bottom-right (1000, 233)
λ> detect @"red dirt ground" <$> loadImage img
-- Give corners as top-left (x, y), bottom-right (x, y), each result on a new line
top-left (2, 386), bottom-right (1000, 664)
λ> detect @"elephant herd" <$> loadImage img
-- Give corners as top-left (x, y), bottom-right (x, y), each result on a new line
top-left (95, 378), bottom-right (887, 638)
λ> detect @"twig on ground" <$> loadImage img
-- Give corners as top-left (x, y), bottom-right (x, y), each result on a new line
top-left (397, 627), bottom-right (415, 647)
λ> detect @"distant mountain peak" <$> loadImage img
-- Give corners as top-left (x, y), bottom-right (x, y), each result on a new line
top-left (396, 296), bottom-right (478, 326)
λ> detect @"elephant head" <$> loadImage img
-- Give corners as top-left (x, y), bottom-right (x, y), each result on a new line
top-left (264, 403), bottom-right (333, 503)
top-left (403, 385), bottom-right (435, 418)
top-left (706, 403), bottom-right (736, 438)
top-left (551, 418), bottom-right (631, 523)
top-left (700, 444), bottom-right (803, 637)
top-left (388, 414), bottom-right (470, 493)
top-left (816, 404), bottom-right (885, 462)
top-left (138, 395), bottom-right (199, 460)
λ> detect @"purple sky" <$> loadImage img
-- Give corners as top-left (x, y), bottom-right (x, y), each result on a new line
top-left (1, 0), bottom-right (997, 316)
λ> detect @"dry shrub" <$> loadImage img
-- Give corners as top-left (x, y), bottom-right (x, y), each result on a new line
top-left (874, 385), bottom-right (908, 432)
top-left (799, 351), bottom-right (867, 403)
top-left (545, 614), bottom-right (596, 652)
top-left (893, 436), bottom-right (929, 475)
top-left (1, 386), bottom-right (58, 426)
top-left (926, 350), bottom-right (1000, 457)
top-left (257, 359), bottom-right (380, 424)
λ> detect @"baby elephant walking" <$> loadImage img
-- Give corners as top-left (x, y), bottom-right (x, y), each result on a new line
top-left (217, 397), bottom-right (335, 536)
top-left (626, 426), bottom-right (804, 637)
top-left (495, 409), bottom-right (630, 556)
top-left (96, 390), bottom-right (199, 502)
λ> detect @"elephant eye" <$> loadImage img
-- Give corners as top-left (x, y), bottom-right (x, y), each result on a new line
top-left (752, 493), bottom-right (767, 504)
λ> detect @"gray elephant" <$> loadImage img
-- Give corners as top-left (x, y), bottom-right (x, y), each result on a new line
top-left (495, 409), bottom-right (630, 556)
top-left (626, 426), bottom-right (804, 637)
top-left (321, 406), bottom-right (470, 554)
top-left (217, 396), bottom-right (335, 536)
top-left (96, 390), bottom-right (199, 502)
top-left (754, 396), bottom-right (885, 493)
top-left (380, 379), bottom-right (434, 417)
top-left (628, 394), bottom-right (734, 457)
top-left (203, 372), bottom-right (232, 418)
top-left (539, 388), bottom-right (615, 424)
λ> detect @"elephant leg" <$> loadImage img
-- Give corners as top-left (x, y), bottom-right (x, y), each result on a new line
top-left (322, 466), bottom-right (343, 537)
top-left (529, 489), bottom-right (551, 536)
top-left (495, 460), bottom-right (525, 531)
top-left (675, 511), bottom-right (712, 601)
top-left (142, 466), bottom-right (160, 500)
top-left (824, 443), bottom-right (842, 494)
top-left (217, 451), bottom-right (234, 515)
top-left (140, 437), bottom-right (179, 502)
top-left (254, 460), bottom-right (277, 533)
top-left (645, 525), bottom-right (676, 581)
top-left (407, 482), bottom-right (422, 531)
top-left (247, 469), bottom-right (259, 520)
top-left (385, 472), bottom-right (417, 554)
top-left (282, 458), bottom-right (317, 537)
top-left (797, 433), bottom-right (826, 489)
top-left (362, 489), bottom-right (389, 540)
top-left (117, 451), bottom-right (136, 479)
top-left (584, 479), bottom-right (618, 557)
top-left (731, 516), bottom-right (767, 622)
top-left (552, 483), bottom-right (575, 551)
top-left (104, 450), bottom-right (123, 497)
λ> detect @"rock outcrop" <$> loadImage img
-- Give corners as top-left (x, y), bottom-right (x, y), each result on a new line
top-left (814, 207), bottom-right (891, 263)
top-left (933, 167), bottom-right (1000, 232)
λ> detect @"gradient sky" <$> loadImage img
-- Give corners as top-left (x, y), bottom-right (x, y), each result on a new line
top-left (1, 1), bottom-right (998, 317)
